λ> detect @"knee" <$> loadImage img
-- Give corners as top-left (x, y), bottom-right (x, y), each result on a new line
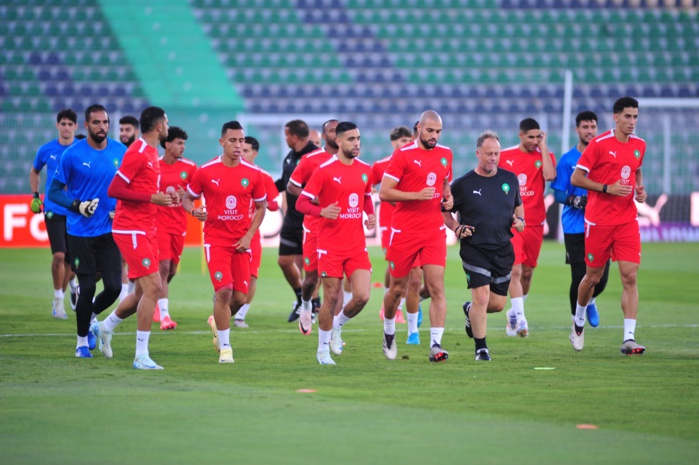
top-left (216, 287), bottom-right (233, 302)
top-left (352, 291), bottom-right (370, 308)
top-left (620, 270), bottom-right (638, 287)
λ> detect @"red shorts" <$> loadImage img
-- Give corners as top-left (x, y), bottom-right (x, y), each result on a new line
top-left (511, 225), bottom-right (544, 268)
top-left (204, 243), bottom-right (252, 293)
top-left (386, 227), bottom-right (446, 277)
top-left (380, 226), bottom-right (390, 257)
top-left (302, 225), bottom-right (318, 272)
top-left (250, 234), bottom-right (261, 278)
top-left (113, 231), bottom-right (159, 280)
top-left (157, 230), bottom-right (185, 265)
top-left (585, 221), bottom-right (641, 267)
top-left (318, 247), bottom-right (372, 279)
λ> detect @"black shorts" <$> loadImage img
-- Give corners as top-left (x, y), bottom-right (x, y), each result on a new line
top-left (67, 233), bottom-right (122, 276)
top-left (460, 241), bottom-right (514, 296)
top-left (563, 233), bottom-right (586, 265)
top-left (279, 217), bottom-right (303, 256)
top-left (44, 212), bottom-right (68, 256)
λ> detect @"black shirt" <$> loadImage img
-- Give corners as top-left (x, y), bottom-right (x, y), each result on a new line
top-left (450, 168), bottom-right (522, 251)
top-left (277, 140), bottom-right (319, 225)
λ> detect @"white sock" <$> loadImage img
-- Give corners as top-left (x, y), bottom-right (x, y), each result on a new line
top-left (589, 297), bottom-right (596, 307)
top-left (90, 313), bottom-right (97, 324)
top-left (523, 294), bottom-right (528, 302)
top-left (77, 335), bottom-right (88, 348)
top-left (383, 317), bottom-right (396, 336)
top-left (333, 310), bottom-right (351, 329)
top-left (511, 297), bottom-right (525, 318)
top-left (128, 281), bottom-right (135, 293)
top-left (398, 297), bottom-right (406, 311)
top-left (158, 298), bottom-right (169, 318)
top-left (54, 289), bottom-right (64, 299)
top-left (103, 310), bottom-right (124, 333)
top-left (69, 277), bottom-right (79, 292)
top-left (301, 299), bottom-right (312, 313)
top-left (407, 312), bottom-right (418, 334)
top-left (135, 330), bottom-right (150, 357)
top-left (574, 303), bottom-right (587, 327)
top-left (219, 328), bottom-right (231, 350)
top-left (430, 327), bottom-right (444, 347)
top-left (318, 329), bottom-right (331, 352)
top-left (342, 290), bottom-right (352, 308)
top-left (623, 319), bottom-right (636, 341)
top-left (236, 303), bottom-right (250, 319)
top-left (119, 283), bottom-right (129, 302)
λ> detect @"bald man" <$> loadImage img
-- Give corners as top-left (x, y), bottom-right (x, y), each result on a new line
top-left (379, 110), bottom-right (454, 363)
top-left (309, 129), bottom-right (322, 149)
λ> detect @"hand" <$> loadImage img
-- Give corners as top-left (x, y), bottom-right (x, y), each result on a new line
top-left (234, 234), bottom-right (252, 252)
top-left (191, 206), bottom-right (207, 222)
top-left (415, 187), bottom-right (436, 200)
top-left (539, 131), bottom-right (548, 148)
top-left (71, 198), bottom-right (99, 217)
top-left (512, 214), bottom-right (525, 232)
top-left (441, 192), bottom-right (453, 211)
top-left (634, 185), bottom-right (647, 203)
top-left (30, 193), bottom-right (43, 214)
top-left (320, 202), bottom-right (341, 219)
top-left (454, 224), bottom-right (474, 239)
top-left (566, 195), bottom-right (587, 210)
top-left (151, 191), bottom-right (173, 206)
top-left (365, 214), bottom-right (376, 230)
top-left (607, 181), bottom-right (633, 197)
top-left (176, 185), bottom-right (187, 200)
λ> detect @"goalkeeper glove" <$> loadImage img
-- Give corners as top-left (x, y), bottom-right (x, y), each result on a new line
top-left (70, 198), bottom-right (100, 217)
top-left (30, 192), bottom-right (43, 214)
top-left (566, 195), bottom-right (587, 210)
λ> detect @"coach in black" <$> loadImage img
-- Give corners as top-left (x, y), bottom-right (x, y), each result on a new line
top-left (443, 130), bottom-right (524, 362)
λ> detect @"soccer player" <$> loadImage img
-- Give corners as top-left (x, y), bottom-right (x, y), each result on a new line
top-left (117, 115), bottom-right (140, 302)
top-left (183, 121), bottom-right (267, 364)
top-left (498, 118), bottom-right (556, 338)
top-left (154, 126), bottom-right (197, 331)
top-left (551, 111), bottom-right (610, 329)
top-left (570, 97), bottom-right (647, 355)
top-left (371, 126), bottom-right (413, 326)
top-left (48, 104), bottom-right (126, 358)
top-left (234, 136), bottom-right (281, 328)
top-left (309, 128), bottom-right (322, 148)
top-left (443, 131), bottom-right (524, 361)
top-left (95, 106), bottom-right (175, 370)
top-left (30, 109), bottom-right (80, 319)
top-left (287, 119), bottom-right (339, 335)
top-left (275, 120), bottom-right (320, 323)
top-left (296, 121), bottom-right (375, 365)
top-left (379, 110), bottom-right (453, 363)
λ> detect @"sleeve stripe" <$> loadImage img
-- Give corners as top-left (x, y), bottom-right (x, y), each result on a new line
top-left (383, 173), bottom-right (400, 182)
top-left (575, 164), bottom-right (590, 173)
top-left (187, 185), bottom-right (201, 198)
top-left (116, 170), bottom-right (131, 183)
top-left (301, 191), bottom-right (315, 199)
top-left (253, 195), bottom-right (267, 202)
top-left (289, 178), bottom-right (302, 187)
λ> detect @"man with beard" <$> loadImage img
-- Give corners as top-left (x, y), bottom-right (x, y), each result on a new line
top-left (379, 110), bottom-right (454, 363)
top-left (117, 115), bottom-right (140, 301)
top-left (48, 104), bottom-right (126, 358)
top-left (275, 119), bottom-right (320, 322)
top-left (287, 119), bottom-right (339, 335)
top-left (551, 111), bottom-right (610, 331)
top-left (93, 106), bottom-right (176, 370)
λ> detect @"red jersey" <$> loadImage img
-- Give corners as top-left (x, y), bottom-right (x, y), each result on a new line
top-left (301, 157), bottom-right (372, 252)
top-left (289, 148), bottom-right (331, 232)
top-left (383, 141), bottom-right (453, 233)
top-left (371, 155), bottom-right (395, 232)
top-left (251, 168), bottom-right (279, 241)
top-left (113, 138), bottom-right (160, 234)
top-left (187, 156), bottom-right (266, 246)
top-left (156, 157), bottom-right (197, 236)
top-left (577, 129), bottom-right (645, 225)
top-left (498, 145), bottom-right (556, 226)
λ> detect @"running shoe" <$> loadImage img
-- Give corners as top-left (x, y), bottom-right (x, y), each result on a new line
top-left (75, 346), bottom-right (92, 358)
top-left (160, 315), bottom-right (177, 331)
top-left (406, 331), bottom-right (420, 345)
top-left (429, 343), bottom-right (448, 363)
top-left (586, 302), bottom-right (600, 328)
top-left (505, 309), bottom-right (517, 337)
top-left (463, 301), bottom-right (473, 338)
top-left (382, 332), bottom-right (397, 360)
top-left (316, 349), bottom-right (335, 365)
top-left (298, 309), bottom-right (312, 336)
top-left (52, 297), bottom-right (67, 320)
top-left (570, 323), bottom-right (584, 352)
top-left (330, 328), bottom-right (344, 355)
top-left (207, 315), bottom-right (219, 351)
top-left (90, 321), bottom-right (112, 359)
top-left (517, 317), bottom-right (529, 338)
top-left (69, 287), bottom-right (79, 311)
top-left (133, 354), bottom-right (164, 370)
top-left (219, 348), bottom-right (234, 364)
top-left (233, 319), bottom-right (249, 329)
top-left (475, 348), bottom-right (491, 361)
top-left (620, 339), bottom-right (645, 355)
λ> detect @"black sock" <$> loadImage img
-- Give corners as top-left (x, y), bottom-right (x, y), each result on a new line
top-left (312, 297), bottom-right (321, 311)
top-left (475, 337), bottom-right (487, 352)
top-left (293, 287), bottom-right (302, 304)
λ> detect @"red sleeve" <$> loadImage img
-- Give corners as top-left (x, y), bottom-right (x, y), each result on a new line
top-left (116, 150), bottom-right (141, 183)
top-left (384, 150), bottom-right (404, 182)
top-left (296, 193), bottom-right (322, 216)
top-left (289, 157), bottom-right (311, 187)
top-left (577, 140), bottom-right (597, 172)
top-left (371, 163), bottom-right (381, 185)
top-left (363, 169), bottom-right (375, 215)
top-left (187, 167), bottom-right (204, 197)
top-left (264, 173), bottom-right (280, 211)
top-left (108, 175), bottom-right (151, 202)
top-left (251, 169), bottom-right (266, 202)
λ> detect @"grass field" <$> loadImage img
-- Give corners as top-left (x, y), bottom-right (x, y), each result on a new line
top-left (1, 242), bottom-right (698, 465)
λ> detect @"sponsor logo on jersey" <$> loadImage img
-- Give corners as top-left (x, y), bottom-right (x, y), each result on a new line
top-left (82, 162), bottom-right (91, 168)
top-left (225, 195), bottom-right (237, 209)
top-left (426, 172), bottom-right (436, 186)
top-left (333, 176), bottom-right (342, 184)
top-left (473, 189), bottom-right (482, 196)
top-left (621, 166), bottom-right (631, 180)
top-left (609, 150), bottom-right (617, 158)
top-left (361, 173), bottom-right (368, 183)
top-left (517, 174), bottom-right (527, 186)
top-left (241, 178), bottom-right (249, 188)
top-left (413, 159), bottom-right (422, 167)
top-left (348, 193), bottom-right (359, 208)
top-left (211, 179), bottom-right (220, 186)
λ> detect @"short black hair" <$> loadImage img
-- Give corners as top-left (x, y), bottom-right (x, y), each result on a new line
top-left (413, 121), bottom-right (419, 136)
top-left (321, 119), bottom-right (338, 134)
top-left (221, 120), bottom-right (244, 137)
top-left (119, 115), bottom-right (139, 129)
top-left (140, 106), bottom-right (166, 134)
top-left (160, 126), bottom-right (188, 149)
top-left (613, 97), bottom-right (639, 114)
top-left (56, 109), bottom-right (77, 124)
top-left (519, 118), bottom-right (540, 133)
top-left (245, 136), bottom-right (260, 152)
top-left (84, 104), bottom-right (108, 123)
top-left (336, 121), bottom-right (357, 137)
top-left (390, 126), bottom-right (412, 141)
top-left (575, 111), bottom-right (598, 126)
top-left (285, 119), bottom-right (309, 138)
top-left (75, 134), bottom-right (86, 140)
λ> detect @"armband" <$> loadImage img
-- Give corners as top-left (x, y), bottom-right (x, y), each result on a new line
top-left (602, 184), bottom-right (608, 193)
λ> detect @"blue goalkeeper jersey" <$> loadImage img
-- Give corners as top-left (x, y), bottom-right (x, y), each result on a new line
top-left (53, 138), bottom-right (126, 237)
top-left (33, 138), bottom-right (75, 217)
top-left (550, 147), bottom-right (588, 234)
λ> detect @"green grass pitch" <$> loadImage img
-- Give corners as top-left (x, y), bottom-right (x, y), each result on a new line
top-left (1, 242), bottom-right (698, 465)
